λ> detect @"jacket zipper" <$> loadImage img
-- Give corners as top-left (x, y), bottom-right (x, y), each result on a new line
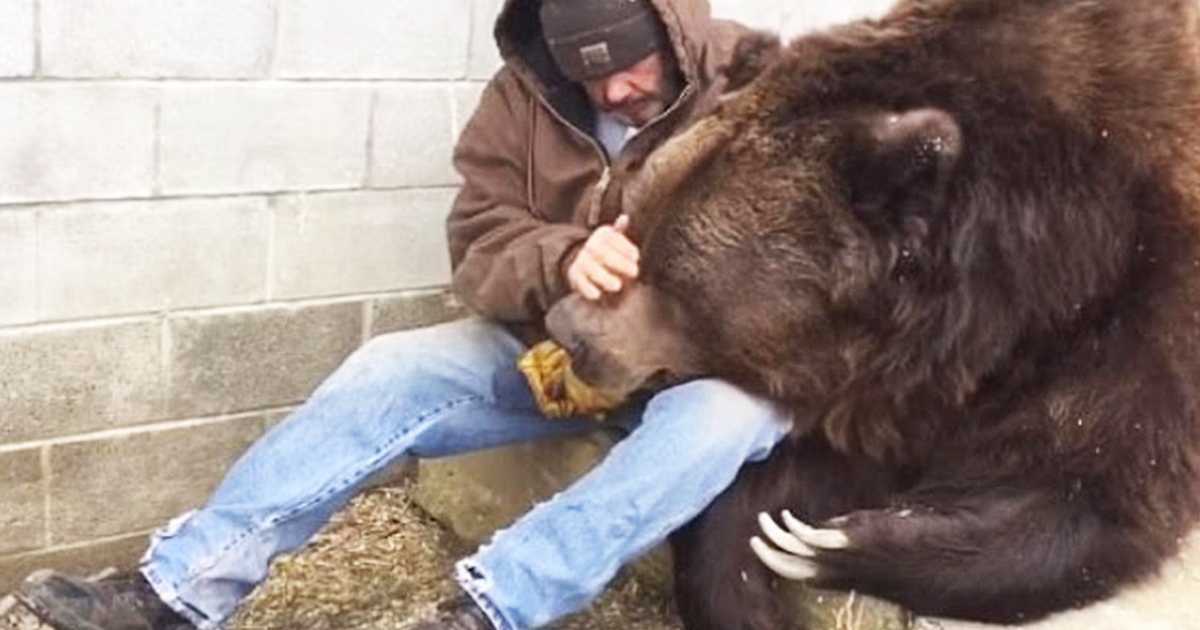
top-left (532, 83), bottom-right (697, 167)
top-left (531, 83), bottom-right (697, 227)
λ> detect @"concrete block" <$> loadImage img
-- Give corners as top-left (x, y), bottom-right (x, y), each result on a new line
top-left (275, 0), bottom-right (470, 79)
top-left (415, 431), bottom-right (619, 545)
top-left (47, 416), bottom-right (265, 544)
top-left (0, 448), bottom-right (43, 555)
top-left (370, 289), bottom-right (467, 337)
top-left (0, 84), bottom-right (156, 204)
top-left (369, 84), bottom-right (458, 188)
top-left (40, 0), bottom-right (274, 78)
top-left (38, 198), bottom-right (269, 322)
top-left (167, 302), bottom-right (362, 418)
top-left (0, 321), bottom-right (165, 444)
top-left (159, 84), bottom-right (371, 195)
top-left (414, 429), bottom-right (673, 592)
top-left (261, 407), bottom-right (296, 432)
top-left (468, 0), bottom-right (505, 80)
top-left (0, 532), bottom-right (149, 594)
top-left (269, 189), bottom-right (454, 300)
top-left (0, 0), bottom-right (34, 77)
top-left (0, 211), bottom-right (37, 326)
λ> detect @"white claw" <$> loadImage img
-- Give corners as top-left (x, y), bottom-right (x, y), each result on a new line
top-left (781, 510), bottom-right (850, 550)
top-left (757, 512), bottom-right (816, 557)
top-left (750, 536), bottom-right (819, 580)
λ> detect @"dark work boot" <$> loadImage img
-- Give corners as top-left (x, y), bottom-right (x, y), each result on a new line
top-left (17, 569), bottom-right (194, 630)
top-left (405, 595), bottom-right (496, 630)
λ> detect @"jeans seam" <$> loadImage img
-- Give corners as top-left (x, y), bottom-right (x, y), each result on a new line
top-left (179, 393), bottom-right (484, 584)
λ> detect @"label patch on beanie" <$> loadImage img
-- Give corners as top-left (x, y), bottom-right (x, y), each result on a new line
top-left (580, 42), bottom-right (613, 73)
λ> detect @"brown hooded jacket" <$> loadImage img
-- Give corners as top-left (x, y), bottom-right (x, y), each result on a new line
top-left (446, 0), bottom-right (750, 327)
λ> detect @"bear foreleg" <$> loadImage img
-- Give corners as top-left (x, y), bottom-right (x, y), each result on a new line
top-left (673, 437), bottom-right (895, 630)
top-left (751, 481), bottom-right (1152, 624)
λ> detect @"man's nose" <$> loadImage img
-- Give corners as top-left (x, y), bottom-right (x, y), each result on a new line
top-left (603, 77), bottom-right (634, 105)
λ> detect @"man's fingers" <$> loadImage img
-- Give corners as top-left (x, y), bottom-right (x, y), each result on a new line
top-left (584, 263), bottom-right (625, 293)
top-left (567, 259), bottom-right (601, 300)
top-left (565, 218), bottom-right (642, 299)
top-left (576, 281), bottom-right (602, 301)
top-left (568, 252), bottom-right (624, 299)
top-left (591, 245), bottom-right (639, 279)
top-left (593, 227), bottom-right (640, 269)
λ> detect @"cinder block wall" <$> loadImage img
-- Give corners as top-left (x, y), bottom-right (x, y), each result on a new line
top-left (0, 0), bottom-right (894, 592)
top-left (0, 0), bottom-right (506, 590)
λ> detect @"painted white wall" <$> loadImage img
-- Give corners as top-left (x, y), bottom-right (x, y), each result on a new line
top-left (709, 0), bottom-right (900, 38)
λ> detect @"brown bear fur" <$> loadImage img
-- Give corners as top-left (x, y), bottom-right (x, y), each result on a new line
top-left (545, 0), bottom-right (1200, 627)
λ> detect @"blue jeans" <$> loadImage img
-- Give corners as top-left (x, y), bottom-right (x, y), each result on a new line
top-left (140, 318), bottom-right (791, 630)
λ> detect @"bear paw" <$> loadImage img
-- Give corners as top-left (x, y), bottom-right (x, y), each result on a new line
top-left (750, 510), bottom-right (849, 580)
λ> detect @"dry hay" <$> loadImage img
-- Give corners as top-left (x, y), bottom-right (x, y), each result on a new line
top-left (0, 595), bottom-right (48, 630)
top-left (228, 481), bottom-right (683, 630)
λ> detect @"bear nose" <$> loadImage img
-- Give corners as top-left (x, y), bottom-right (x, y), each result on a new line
top-left (544, 297), bottom-right (578, 347)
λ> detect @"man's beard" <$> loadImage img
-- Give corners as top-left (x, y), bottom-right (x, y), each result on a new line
top-left (609, 99), bottom-right (664, 127)
top-left (603, 73), bottom-right (681, 128)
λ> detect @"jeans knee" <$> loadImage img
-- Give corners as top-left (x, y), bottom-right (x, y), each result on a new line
top-left (354, 329), bottom-right (408, 362)
top-left (645, 379), bottom-right (791, 456)
top-left (652, 379), bottom-right (778, 424)
top-left (333, 329), bottom-right (420, 382)
top-left (314, 324), bottom-right (462, 399)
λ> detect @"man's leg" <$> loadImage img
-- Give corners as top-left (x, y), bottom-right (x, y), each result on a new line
top-left (23, 318), bottom-right (604, 630)
top-left (451, 379), bottom-right (792, 630)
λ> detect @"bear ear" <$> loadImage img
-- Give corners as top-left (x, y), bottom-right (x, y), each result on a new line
top-left (721, 30), bottom-right (783, 92)
top-left (847, 108), bottom-right (963, 225)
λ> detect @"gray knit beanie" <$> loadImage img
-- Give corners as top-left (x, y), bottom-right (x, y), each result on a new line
top-left (539, 0), bottom-right (666, 82)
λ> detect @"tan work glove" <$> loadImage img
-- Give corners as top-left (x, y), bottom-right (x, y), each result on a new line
top-left (517, 340), bottom-right (623, 419)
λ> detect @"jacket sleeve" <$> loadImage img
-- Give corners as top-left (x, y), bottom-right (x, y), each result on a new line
top-left (447, 70), bottom-right (591, 323)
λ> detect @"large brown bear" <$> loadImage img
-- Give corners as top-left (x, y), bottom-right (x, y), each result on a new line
top-left (540, 0), bottom-right (1200, 628)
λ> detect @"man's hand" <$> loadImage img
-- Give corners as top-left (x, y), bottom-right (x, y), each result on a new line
top-left (566, 215), bottom-right (640, 300)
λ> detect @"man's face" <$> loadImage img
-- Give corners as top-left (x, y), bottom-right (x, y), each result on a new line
top-left (582, 52), bottom-right (676, 127)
